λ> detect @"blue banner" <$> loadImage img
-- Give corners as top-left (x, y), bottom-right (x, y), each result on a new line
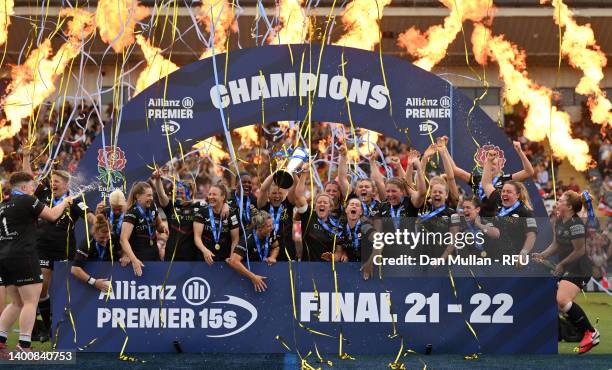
top-left (52, 262), bottom-right (557, 354)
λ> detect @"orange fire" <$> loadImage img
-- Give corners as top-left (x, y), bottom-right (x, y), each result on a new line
top-left (234, 125), bottom-right (259, 149)
top-left (95, 0), bottom-right (150, 53)
top-left (134, 35), bottom-right (179, 96)
top-left (471, 23), bottom-right (591, 170)
top-left (0, 9), bottom-right (95, 161)
top-left (199, 0), bottom-right (235, 59)
top-left (542, 0), bottom-right (611, 127)
top-left (193, 136), bottom-right (230, 163)
top-left (398, 0), bottom-right (494, 71)
top-left (269, 0), bottom-right (308, 44)
top-left (0, 0), bottom-right (14, 47)
top-left (334, 0), bottom-right (391, 50)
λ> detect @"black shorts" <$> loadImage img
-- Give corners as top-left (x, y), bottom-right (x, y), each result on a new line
top-left (0, 258), bottom-right (43, 286)
top-left (559, 276), bottom-right (591, 289)
top-left (38, 247), bottom-right (75, 270)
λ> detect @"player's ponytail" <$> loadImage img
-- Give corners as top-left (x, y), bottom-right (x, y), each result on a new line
top-left (251, 210), bottom-right (271, 231)
top-left (92, 214), bottom-right (110, 235)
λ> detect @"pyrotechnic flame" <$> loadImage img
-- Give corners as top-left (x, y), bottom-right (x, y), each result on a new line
top-left (134, 35), bottom-right (179, 96)
top-left (0, 0), bottom-right (14, 47)
top-left (60, 8), bottom-right (96, 43)
top-left (334, 0), bottom-right (391, 51)
top-left (398, 0), bottom-right (493, 71)
top-left (95, 0), bottom-right (150, 53)
top-left (542, 0), bottom-right (611, 127)
top-left (0, 9), bottom-right (95, 162)
top-left (471, 23), bottom-right (591, 170)
top-left (194, 136), bottom-right (229, 163)
top-left (269, 0), bottom-right (308, 44)
top-left (234, 126), bottom-right (259, 149)
top-left (199, 0), bottom-right (235, 59)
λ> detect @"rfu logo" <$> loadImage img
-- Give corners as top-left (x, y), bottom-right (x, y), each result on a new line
top-left (418, 120), bottom-right (439, 135)
top-left (161, 120), bottom-right (181, 135)
top-left (182, 277), bottom-right (211, 306)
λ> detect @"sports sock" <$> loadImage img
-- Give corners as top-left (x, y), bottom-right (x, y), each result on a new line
top-left (18, 334), bottom-right (31, 349)
top-left (0, 330), bottom-right (8, 344)
top-left (562, 301), bottom-right (595, 333)
top-left (38, 296), bottom-right (51, 331)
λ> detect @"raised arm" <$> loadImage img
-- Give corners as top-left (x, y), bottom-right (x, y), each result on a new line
top-left (338, 146), bottom-right (351, 199)
top-left (152, 169), bottom-right (169, 208)
top-left (257, 173), bottom-right (274, 208)
top-left (368, 153), bottom-right (386, 201)
top-left (510, 141), bottom-right (535, 181)
top-left (409, 157), bottom-right (426, 208)
top-left (437, 139), bottom-right (460, 205)
top-left (21, 139), bottom-right (32, 174)
top-left (481, 151), bottom-right (497, 198)
top-left (437, 136), bottom-right (471, 183)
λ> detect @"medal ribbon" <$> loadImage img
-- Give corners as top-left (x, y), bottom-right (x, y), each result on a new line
top-left (497, 201), bottom-right (521, 217)
top-left (269, 203), bottom-right (284, 236)
top-left (208, 205), bottom-right (223, 246)
top-left (346, 221), bottom-right (361, 250)
top-left (418, 205), bottom-right (446, 222)
top-left (252, 230), bottom-right (270, 261)
top-left (135, 204), bottom-right (155, 243)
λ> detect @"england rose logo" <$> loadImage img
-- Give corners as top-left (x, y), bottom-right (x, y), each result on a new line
top-left (97, 146), bottom-right (127, 182)
top-left (474, 144), bottom-right (506, 169)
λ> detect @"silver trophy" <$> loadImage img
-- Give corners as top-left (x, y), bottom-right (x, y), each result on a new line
top-left (273, 147), bottom-right (309, 189)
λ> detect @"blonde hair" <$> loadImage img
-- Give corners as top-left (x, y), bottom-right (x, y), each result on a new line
top-left (127, 182), bottom-right (152, 209)
top-left (92, 214), bottom-right (110, 235)
top-left (252, 210), bottom-right (271, 230)
top-left (109, 189), bottom-right (127, 208)
top-left (429, 176), bottom-right (448, 194)
top-left (52, 170), bottom-right (70, 184)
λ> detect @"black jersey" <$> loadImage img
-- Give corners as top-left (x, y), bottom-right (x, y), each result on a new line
top-left (299, 206), bottom-right (343, 262)
top-left (194, 205), bottom-right (239, 261)
top-left (471, 172), bottom-right (512, 217)
top-left (378, 197), bottom-right (420, 233)
top-left (555, 216), bottom-right (591, 276)
top-left (228, 193), bottom-right (257, 227)
top-left (73, 237), bottom-right (122, 268)
top-left (0, 194), bottom-right (45, 259)
top-left (489, 191), bottom-right (537, 258)
top-left (163, 201), bottom-right (200, 261)
top-left (416, 205), bottom-right (461, 258)
top-left (362, 199), bottom-right (382, 218)
top-left (234, 231), bottom-right (279, 262)
top-left (260, 200), bottom-right (295, 261)
top-left (456, 216), bottom-right (497, 257)
top-left (124, 204), bottom-right (160, 261)
top-left (35, 187), bottom-right (86, 259)
top-left (339, 220), bottom-right (376, 262)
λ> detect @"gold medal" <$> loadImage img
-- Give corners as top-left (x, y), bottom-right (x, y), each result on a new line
top-left (150, 239), bottom-right (154, 247)
top-left (215, 243), bottom-right (221, 251)
top-left (480, 251), bottom-right (487, 258)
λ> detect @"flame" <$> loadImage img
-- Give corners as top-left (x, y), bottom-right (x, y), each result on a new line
top-left (95, 0), bottom-right (149, 53)
top-left (199, 0), bottom-right (235, 59)
top-left (471, 23), bottom-right (591, 170)
top-left (269, 0), bottom-right (308, 44)
top-left (334, 0), bottom-right (391, 50)
top-left (0, 9), bottom-right (95, 161)
top-left (542, 0), bottom-right (611, 127)
top-left (0, 0), bottom-right (14, 47)
top-left (398, 0), bottom-right (493, 71)
top-left (234, 126), bottom-right (259, 149)
top-left (134, 35), bottom-right (179, 96)
top-left (193, 136), bottom-right (229, 163)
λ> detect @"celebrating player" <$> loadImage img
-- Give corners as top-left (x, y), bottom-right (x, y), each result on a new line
top-left (120, 182), bottom-right (167, 276)
top-left (0, 172), bottom-right (72, 354)
top-left (227, 211), bottom-right (279, 292)
top-left (532, 190), bottom-right (600, 354)
top-left (71, 215), bottom-right (116, 292)
top-left (193, 183), bottom-right (240, 265)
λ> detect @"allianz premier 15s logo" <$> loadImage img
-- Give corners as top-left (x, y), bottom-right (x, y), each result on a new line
top-left (405, 96), bottom-right (451, 135)
top-left (96, 278), bottom-right (257, 338)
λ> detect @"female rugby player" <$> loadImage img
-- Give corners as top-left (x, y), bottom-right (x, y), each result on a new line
top-left (227, 211), bottom-right (279, 292)
top-left (193, 183), bottom-right (240, 265)
top-left (121, 182), bottom-right (167, 276)
top-left (71, 215), bottom-right (116, 292)
top-left (533, 191), bottom-right (600, 354)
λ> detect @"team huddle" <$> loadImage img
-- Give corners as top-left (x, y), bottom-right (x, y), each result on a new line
top-left (0, 135), bottom-right (600, 354)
